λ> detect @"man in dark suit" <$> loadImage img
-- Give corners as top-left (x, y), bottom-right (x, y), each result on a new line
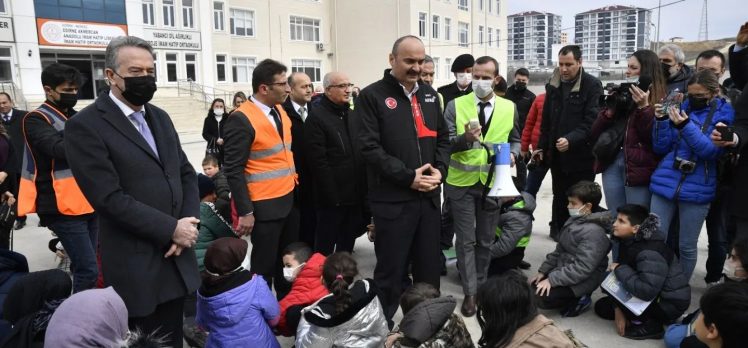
top-left (282, 72), bottom-right (315, 247)
top-left (65, 36), bottom-right (199, 347)
top-left (0, 92), bottom-right (27, 230)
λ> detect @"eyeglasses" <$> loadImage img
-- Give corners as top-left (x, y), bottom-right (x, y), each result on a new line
top-left (329, 83), bottom-right (354, 89)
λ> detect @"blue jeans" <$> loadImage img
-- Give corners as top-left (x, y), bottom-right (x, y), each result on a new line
top-left (664, 324), bottom-right (690, 348)
top-left (524, 164), bottom-right (549, 198)
top-left (650, 194), bottom-right (710, 281)
top-left (49, 215), bottom-right (99, 292)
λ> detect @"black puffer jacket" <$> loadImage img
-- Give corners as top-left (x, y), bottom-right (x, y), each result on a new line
top-left (666, 64), bottom-right (693, 94)
top-left (615, 213), bottom-right (691, 320)
top-left (394, 297), bottom-right (474, 348)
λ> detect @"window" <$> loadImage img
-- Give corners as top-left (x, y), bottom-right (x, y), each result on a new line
top-left (458, 0), bottom-right (468, 11)
top-left (0, 1), bottom-right (5, 14)
top-left (488, 27), bottom-right (493, 47)
top-left (182, 0), bottom-right (194, 28)
top-left (166, 53), bottom-right (178, 82)
top-left (496, 28), bottom-right (501, 47)
top-left (142, 0), bottom-right (155, 25)
top-left (418, 12), bottom-right (426, 37)
top-left (185, 54), bottom-right (196, 82)
top-left (431, 15), bottom-right (440, 40)
top-left (216, 55), bottom-right (227, 82)
top-left (489, 0), bottom-right (493, 13)
top-left (495, 0), bottom-right (500, 14)
top-left (232, 57), bottom-right (256, 83)
top-left (230, 9), bottom-right (255, 37)
top-left (479, 0), bottom-right (484, 11)
top-left (213, 2), bottom-right (225, 31)
top-left (291, 59), bottom-right (322, 83)
top-left (433, 57), bottom-right (440, 79)
top-left (290, 16), bottom-right (320, 42)
top-left (445, 58), bottom-right (452, 80)
top-left (478, 25), bottom-right (484, 45)
top-left (162, 0), bottom-right (175, 27)
top-left (0, 48), bottom-right (10, 81)
top-left (444, 17), bottom-right (452, 41)
top-left (153, 54), bottom-right (158, 82)
top-left (458, 22), bottom-right (469, 47)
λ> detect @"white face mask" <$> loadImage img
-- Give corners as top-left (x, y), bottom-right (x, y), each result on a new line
top-left (472, 79), bottom-right (494, 99)
top-left (568, 207), bottom-right (582, 217)
top-left (456, 73), bottom-right (472, 87)
top-left (213, 108), bottom-right (224, 116)
top-left (723, 261), bottom-right (746, 281)
top-left (283, 263), bottom-right (305, 282)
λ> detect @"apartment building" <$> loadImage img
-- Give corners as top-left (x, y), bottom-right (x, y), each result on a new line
top-left (574, 5), bottom-right (652, 67)
top-left (507, 11), bottom-right (562, 68)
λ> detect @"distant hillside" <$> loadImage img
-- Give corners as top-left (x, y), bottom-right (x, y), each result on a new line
top-left (652, 38), bottom-right (734, 64)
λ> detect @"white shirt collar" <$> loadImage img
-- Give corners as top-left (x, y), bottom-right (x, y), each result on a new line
top-left (2, 109), bottom-right (11, 117)
top-left (250, 96), bottom-right (273, 116)
top-left (291, 100), bottom-right (308, 121)
top-left (474, 93), bottom-right (495, 107)
top-left (458, 84), bottom-right (469, 92)
top-left (109, 90), bottom-right (144, 117)
top-left (390, 71), bottom-right (420, 99)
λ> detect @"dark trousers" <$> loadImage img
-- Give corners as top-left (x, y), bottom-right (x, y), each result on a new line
top-left (183, 291), bottom-right (197, 319)
top-left (594, 295), bottom-right (667, 325)
top-left (372, 198), bottom-right (441, 323)
top-left (513, 159), bottom-right (528, 193)
top-left (250, 207), bottom-right (299, 300)
top-left (487, 247), bottom-right (525, 277)
top-left (298, 195), bottom-right (317, 248)
top-left (314, 205), bottom-right (364, 255)
top-left (550, 165), bottom-right (595, 236)
top-left (705, 186), bottom-right (735, 282)
top-left (525, 164), bottom-right (549, 197)
top-left (129, 296), bottom-right (185, 348)
top-left (533, 285), bottom-right (578, 310)
top-left (736, 217), bottom-right (748, 241)
top-left (48, 215), bottom-right (99, 293)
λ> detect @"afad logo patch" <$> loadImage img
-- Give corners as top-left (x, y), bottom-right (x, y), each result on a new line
top-left (385, 97), bottom-right (397, 109)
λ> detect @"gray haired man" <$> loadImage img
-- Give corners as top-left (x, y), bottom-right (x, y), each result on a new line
top-left (659, 44), bottom-right (694, 93)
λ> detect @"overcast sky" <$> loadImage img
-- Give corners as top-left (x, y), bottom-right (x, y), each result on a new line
top-left (507, 0), bottom-right (745, 42)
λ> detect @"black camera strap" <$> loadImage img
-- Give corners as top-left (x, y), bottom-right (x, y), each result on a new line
top-left (673, 100), bottom-right (718, 164)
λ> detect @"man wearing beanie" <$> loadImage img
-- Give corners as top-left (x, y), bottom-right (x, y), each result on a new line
top-left (438, 54), bottom-right (475, 107)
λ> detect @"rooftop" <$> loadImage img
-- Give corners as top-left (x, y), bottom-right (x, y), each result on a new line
top-left (578, 5), bottom-right (644, 15)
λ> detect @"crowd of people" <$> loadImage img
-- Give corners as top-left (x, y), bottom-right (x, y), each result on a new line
top-left (0, 21), bottom-right (744, 348)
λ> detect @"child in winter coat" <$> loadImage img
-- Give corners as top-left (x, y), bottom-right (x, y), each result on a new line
top-left (202, 155), bottom-right (232, 223)
top-left (296, 252), bottom-right (389, 348)
top-left (195, 174), bottom-right (236, 272)
top-left (276, 242), bottom-right (329, 336)
top-left (692, 282), bottom-right (748, 348)
top-left (529, 181), bottom-right (611, 318)
top-left (385, 283), bottom-right (474, 348)
top-left (197, 238), bottom-right (280, 348)
top-left (487, 192), bottom-right (536, 276)
top-left (594, 204), bottom-right (691, 340)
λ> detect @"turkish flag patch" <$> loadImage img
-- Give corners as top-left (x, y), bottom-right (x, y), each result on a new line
top-left (385, 97), bottom-right (397, 109)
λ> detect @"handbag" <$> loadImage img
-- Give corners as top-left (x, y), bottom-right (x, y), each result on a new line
top-left (592, 117), bottom-right (627, 168)
top-left (206, 138), bottom-right (221, 157)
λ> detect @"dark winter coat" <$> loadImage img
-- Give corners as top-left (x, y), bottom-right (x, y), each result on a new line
top-left (282, 98), bottom-right (314, 214)
top-left (490, 193), bottom-right (536, 259)
top-left (538, 212), bottom-right (612, 297)
top-left (591, 106), bottom-right (659, 185)
top-left (729, 44), bottom-right (748, 218)
top-left (2, 108), bottom-right (27, 176)
top-left (504, 85), bottom-right (536, 131)
top-left (650, 97), bottom-right (734, 204)
top-left (615, 214), bottom-right (691, 320)
top-left (394, 296), bottom-right (474, 348)
top-left (304, 95), bottom-right (366, 207)
top-left (202, 113), bottom-right (227, 164)
top-left (437, 81), bottom-right (473, 108)
top-left (538, 68), bottom-right (603, 173)
top-left (211, 171), bottom-right (232, 222)
top-left (195, 202), bottom-right (235, 272)
top-left (666, 64), bottom-right (693, 94)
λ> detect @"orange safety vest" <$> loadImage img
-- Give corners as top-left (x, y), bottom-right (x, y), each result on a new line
top-left (18, 103), bottom-right (94, 216)
top-left (238, 101), bottom-right (297, 202)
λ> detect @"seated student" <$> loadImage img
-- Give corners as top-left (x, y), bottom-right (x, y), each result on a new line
top-left (384, 282), bottom-right (473, 348)
top-left (197, 238), bottom-right (280, 348)
top-left (296, 252), bottom-right (389, 348)
top-left (692, 282), bottom-right (748, 348)
top-left (594, 204), bottom-right (691, 340)
top-left (202, 155), bottom-right (232, 222)
top-left (529, 181), bottom-right (611, 317)
top-left (276, 242), bottom-right (328, 337)
top-left (664, 237), bottom-right (748, 348)
top-left (487, 192), bottom-right (537, 276)
top-left (477, 270), bottom-right (575, 348)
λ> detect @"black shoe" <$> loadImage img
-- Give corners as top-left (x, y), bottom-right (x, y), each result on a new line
top-left (519, 260), bottom-right (531, 270)
top-left (623, 321), bottom-right (664, 340)
top-left (14, 221), bottom-right (25, 230)
top-left (560, 295), bottom-right (591, 317)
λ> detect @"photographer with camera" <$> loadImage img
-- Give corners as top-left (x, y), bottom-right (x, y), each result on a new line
top-left (591, 50), bottom-right (666, 220)
top-left (650, 69), bottom-right (735, 282)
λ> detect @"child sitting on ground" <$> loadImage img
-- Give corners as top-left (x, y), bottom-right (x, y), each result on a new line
top-left (594, 204), bottom-right (690, 340)
top-left (487, 192), bottom-right (537, 276)
top-left (197, 237), bottom-right (280, 348)
top-left (384, 283), bottom-right (473, 348)
top-left (202, 155), bottom-right (232, 222)
top-left (276, 242), bottom-right (328, 337)
top-left (692, 282), bottom-right (748, 348)
top-left (530, 181), bottom-right (611, 317)
top-left (295, 252), bottom-right (389, 347)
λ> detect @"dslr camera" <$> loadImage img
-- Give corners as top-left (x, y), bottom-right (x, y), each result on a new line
top-left (599, 76), bottom-right (652, 116)
top-left (673, 157), bottom-right (696, 174)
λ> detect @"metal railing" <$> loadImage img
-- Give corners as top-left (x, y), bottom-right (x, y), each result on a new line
top-left (176, 79), bottom-right (236, 108)
top-left (0, 81), bottom-right (28, 110)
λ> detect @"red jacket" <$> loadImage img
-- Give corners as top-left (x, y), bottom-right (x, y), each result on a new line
top-left (276, 253), bottom-right (329, 336)
top-left (521, 94), bottom-right (546, 153)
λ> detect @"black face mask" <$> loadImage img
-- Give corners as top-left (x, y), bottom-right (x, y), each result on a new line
top-left (55, 92), bottom-right (78, 110)
top-left (688, 95), bottom-right (710, 110)
top-left (661, 62), bottom-right (673, 80)
top-left (114, 72), bottom-right (157, 106)
top-left (514, 81), bottom-right (527, 91)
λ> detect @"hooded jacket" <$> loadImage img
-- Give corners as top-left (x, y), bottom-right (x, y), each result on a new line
top-left (538, 212), bottom-right (612, 297)
top-left (277, 253), bottom-right (329, 336)
top-left (394, 296), bottom-right (474, 348)
top-left (195, 202), bottom-right (236, 272)
top-left (296, 279), bottom-right (389, 348)
top-left (506, 314), bottom-right (575, 348)
top-left (520, 94), bottom-right (546, 153)
top-left (650, 97), bottom-right (735, 204)
top-left (490, 192), bottom-right (537, 259)
top-left (196, 274), bottom-right (280, 348)
top-left (615, 214), bottom-right (691, 321)
top-left (666, 64), bottom-right (693, 94)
